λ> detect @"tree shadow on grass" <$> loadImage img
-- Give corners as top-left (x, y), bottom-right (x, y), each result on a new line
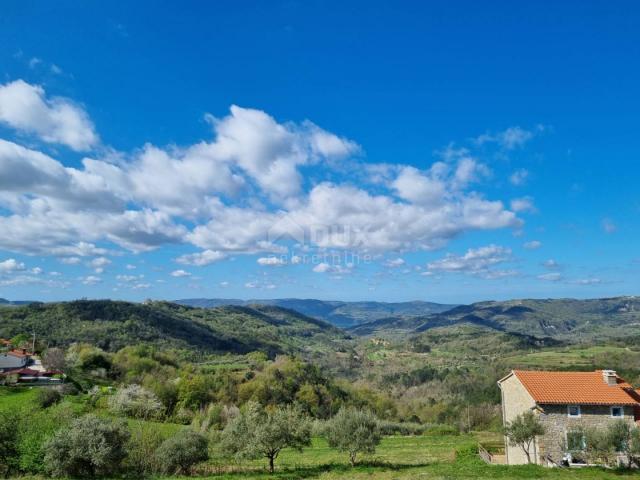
top-left (195, 461), bottom-right (434, 480)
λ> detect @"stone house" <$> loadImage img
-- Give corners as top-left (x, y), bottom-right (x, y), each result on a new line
top-left (498, 369), bottom-right (640, 465)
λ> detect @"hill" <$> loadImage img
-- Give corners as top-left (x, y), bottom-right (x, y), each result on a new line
top-left (175, 298), bottom-right (458, 327)
top-left (0, 300), bottom-right (352, 357)
top-left (348, 296), bottom-right (640, 341)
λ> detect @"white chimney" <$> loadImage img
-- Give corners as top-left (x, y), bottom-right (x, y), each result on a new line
top-left (602, 370), bottom-right (617, 386)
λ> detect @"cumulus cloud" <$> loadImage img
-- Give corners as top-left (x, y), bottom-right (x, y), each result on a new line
top-left (81, 275), bottom-right (101, 285)
top-left (257, 256), bottom-right (286, 266)
top-left (312, 262), bottom-right (353, 275)
top-left (89, 257), bottom-right (111, 272)
top-left (170, 269), bottom-right (191, 277)
top-left (0, 82), bottom-right (524, 266)
top-left (509, 168), bottom-right (529, 186)
top-left (510, 197), bottom-right (537, 213)
top-left (176, 250), bottom-right (226, 266)
top-left (426, 245), bottom-right (513, 278)
top-left (0, 258), bottom-right (26, 272)
top-left (523, 240), bottom-right (542, 250)
top-left (0, 80), bottom-right (98, 151)
top-left (384, 258), bottom-right (406, 268)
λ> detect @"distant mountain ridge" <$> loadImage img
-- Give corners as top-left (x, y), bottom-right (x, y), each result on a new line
top-left (0, 298), bottom-right (36, 306)
top-left (347, 296), bottom-right (640, 341)
top-left (174, 298), bottom-right (459, 327)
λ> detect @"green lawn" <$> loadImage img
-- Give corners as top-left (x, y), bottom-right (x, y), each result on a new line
top-left (0, 387), bottom-right (38, 413)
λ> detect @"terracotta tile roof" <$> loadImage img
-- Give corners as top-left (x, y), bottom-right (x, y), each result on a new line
top-left (511, 370), bottom-right (639, 406)
top-left (7, 349), bottom-right (32, 358)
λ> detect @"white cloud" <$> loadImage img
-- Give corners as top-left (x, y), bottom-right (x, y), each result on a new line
top-left (384, 258), bottom-right (406, 268)
top-left (116, 274), bottom-right (142, 282)
top-left (0, 80), bottom-right (98, 151)
top-left (176, 250), bottom-right (226, 266)
top-left (312, 262), bottom-right (353, 275)
top-left (89, 257), bottom-right (111, 271)
top-left (523, 240), bottom-right (542, 250)
top-left (542, 259), bottom-right (560, 269)
top-left (81, 275), bottom-right (101, 285)
top-left (0, 258), bottom-right (25, 272)
top-left (31, 267), bottom-right (43, 275)
top-left (125, 264), bottom-right (136, 270)
top-left (426, 245), bottom-right (513, 278)
top-left (59, 256), bottom-right (81, 265)
top-left (537, 272), bottom-right (562, 282)
top-left (477, 126), bottom-right (540, 150)
top-left (171, 269), bottom-right (191, 277)
top-left (257, 256), bottom-right (286, 266)
top-left (244, 280), bottom-right (276, 290)
top-left (573, 277), bottom-right (601, 285)
top-left (0, 88), bottom-right (523, 262)
top-left (312, 262), bottom-right (332, 273)
top-left (509, 168), bottom-right (529, 186)
top-left (510, 197), bottom-right (537, 213)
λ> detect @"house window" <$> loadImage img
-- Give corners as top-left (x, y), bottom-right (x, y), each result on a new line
top-left (566, 430), bottom-right (586, 451)
top-left (611, 406), bottom-right (624, 418)
top-left (567, 405), bottom-right (581, 418)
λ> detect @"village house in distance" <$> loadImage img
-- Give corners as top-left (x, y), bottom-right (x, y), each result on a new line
top-left (498, 370), bottom-right (640, 466)
top-left (0, 339), bottom-right (64, 386)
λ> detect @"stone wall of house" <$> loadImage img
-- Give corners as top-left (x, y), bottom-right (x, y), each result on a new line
top-left (499, 373), bottom-right (537, 465)
top-left (537, 404), bottom-right (636, 464)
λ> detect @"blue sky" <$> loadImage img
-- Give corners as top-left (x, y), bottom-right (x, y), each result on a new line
top-left (0, 1), bottom-right (638, 303)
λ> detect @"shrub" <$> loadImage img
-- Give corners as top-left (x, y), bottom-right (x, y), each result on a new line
top-left (378, 420), bottom-right (426, 436)
top-left (155, 429), bottom-right (209, 475)
top-left (423, 424), bottom-right (460, 436)
top-left (325, 407), bottom-right (381, 466)
top-left (109, 384), bottom-right (163, 420)
top-left (36, 388), bottom-right (62, 409)
top-left (43, 414), bottom-right (130, 478)
top-left (0, 413), bottom-right (18, 477)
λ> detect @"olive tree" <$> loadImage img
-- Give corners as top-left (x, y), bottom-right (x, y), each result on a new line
top-left (606, 420), bottom-right (640, 468)
top-left (503, 411), bottom-right (545, 464)
top-left (324, 407), bottom-right (381, 466)
top-left (584, 426), bottom-right (616, 465)
top-left (155, 429), bottom-right (209, 475)
top-left (109, 384), bottom-right (163, 420)
top-left (221, 402), bottom-right (311, 473)
top-left (43, 415), bottom-right (130, 478)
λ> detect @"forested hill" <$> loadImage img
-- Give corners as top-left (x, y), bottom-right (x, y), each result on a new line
top-left (349, 296), bottom-right (640, 341)
top-left (0, 300), bottom-right (352, 357)
top-left (175, 298), bottom-right (458, 327)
